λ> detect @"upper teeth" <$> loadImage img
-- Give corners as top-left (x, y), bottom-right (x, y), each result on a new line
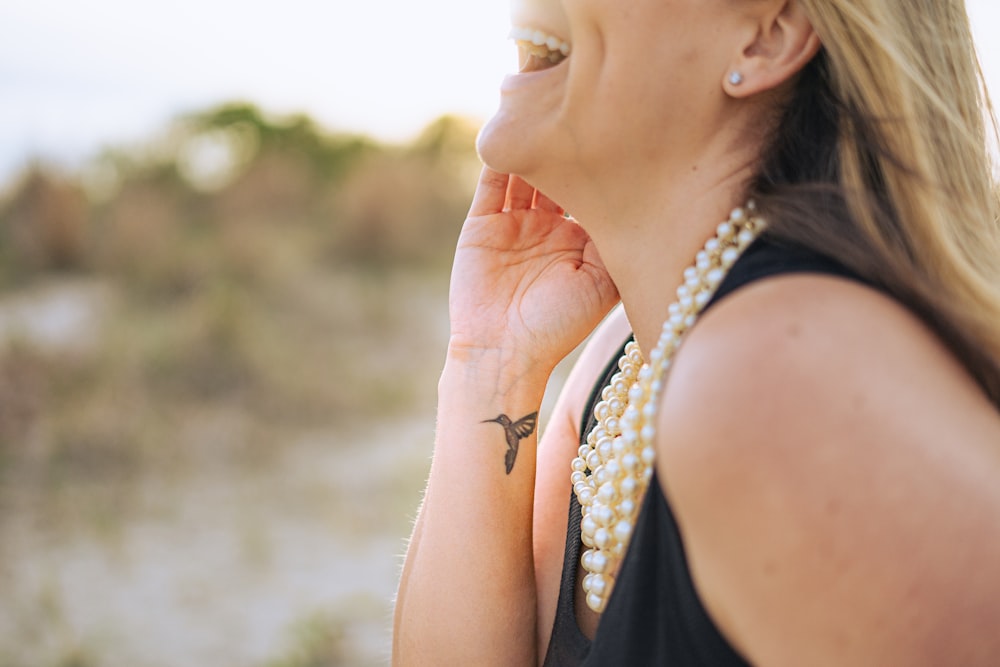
top-left (509, 26), bottom-right (571, 56)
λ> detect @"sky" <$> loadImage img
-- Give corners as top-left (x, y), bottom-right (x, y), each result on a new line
top-left (1, 0), bottom-right (998, 186)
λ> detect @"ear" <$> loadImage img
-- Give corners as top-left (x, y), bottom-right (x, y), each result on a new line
top-left (723, 0), bottom-right (821, 98)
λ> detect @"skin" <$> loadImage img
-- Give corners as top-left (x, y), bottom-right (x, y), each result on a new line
top-left (393, 0), bottom-right (1000, 664)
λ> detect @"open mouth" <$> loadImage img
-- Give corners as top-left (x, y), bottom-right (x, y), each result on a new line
top-left (509, 26), bottom-right (571, 73)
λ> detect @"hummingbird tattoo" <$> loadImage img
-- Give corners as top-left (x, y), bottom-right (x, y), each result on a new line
top-left (483, 412), bottom-right (538, 475)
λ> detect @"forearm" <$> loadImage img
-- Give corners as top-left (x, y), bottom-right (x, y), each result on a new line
top-left (394, 347), bottom-right (551, 666)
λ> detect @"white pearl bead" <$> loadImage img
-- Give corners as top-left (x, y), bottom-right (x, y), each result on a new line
top-left (717, 221), bottom-right (734, 239)
top-left (574, 480), bottom-right (589, 498)
top-left (614, 520), bottom-right (633, 543)
top-left (738, 228), bottom-right (755, 246)
top-left (571, 471), bottom-right (586, 486)
top-left (705, 238), bottom-right (720, 252)
top-left (618, 498), bottom-right (636, 517)
top-left (593, 504), bottom-right (614, 526)
top-left (640, 425), bottom-right (656, 442)
top-left (582, 573), bottom-right (594, 593)
top-left (581, 515), bottom-right (597, 538)
top-left (589, 573), bottom-right (608, 597)
top-left (622, 453), bottom-right (639, 472)
top-left (721, 247), bottom-right (740, 267)
top-left (598, 482), bottom-right (618, 504)
top-left (578, 487), bottom-right (595, 506)
top-left (730, 207), bottom-right (745, 222)
top-left (641, 446), bottom-right (656, 464)
top-left (620, 475), bottom-right (638, 496)
top-left (587, 451), bottom-right (602, 471)
top-left (587, 593), bottom-right (606, 613)
top-left (613, 436), bottom-right (626, 456)
top-left (590, 550), bottom-right (609, 573)
top-left (581, 549), bottom-right (594, 570)
top-left (572, 458), bottom-right (587, 473)
top-left (604, 459), bottom-right (622, 479)
top-left (594, 468), bottom-right (609, 486)
top-left (622, 405), bottom-right (639, 427)
top-left (598, 438), bottom-right (613, 461)
top-left (594, 527), bottom-right (611, 549)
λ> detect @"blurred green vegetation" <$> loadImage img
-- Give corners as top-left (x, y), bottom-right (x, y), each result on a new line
top-left (0, 102), bottom-right (480, 477)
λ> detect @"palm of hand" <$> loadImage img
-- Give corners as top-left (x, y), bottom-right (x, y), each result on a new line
top-left (449, 169), bottom-right (619, 369)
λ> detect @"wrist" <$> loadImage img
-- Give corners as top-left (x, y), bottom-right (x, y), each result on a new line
top-left (441, 340), bottom-right (553, 403)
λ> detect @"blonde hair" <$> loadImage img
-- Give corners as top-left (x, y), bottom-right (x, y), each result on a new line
top-left (752, 0), bottom-right (1000, 405)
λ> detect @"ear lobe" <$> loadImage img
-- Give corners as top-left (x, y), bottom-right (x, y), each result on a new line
top-left (723, 0), bottom-right (822, 98)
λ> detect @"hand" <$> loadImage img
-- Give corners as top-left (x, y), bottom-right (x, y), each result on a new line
top-left (447, 167), bottom-right (619, 373)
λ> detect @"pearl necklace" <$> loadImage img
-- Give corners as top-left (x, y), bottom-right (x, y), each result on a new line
top-left (571, 203), bottom-right (766, 613)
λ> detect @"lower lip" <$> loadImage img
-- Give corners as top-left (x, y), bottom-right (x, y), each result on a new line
top-left (500, 61), bottom-right (568, 94)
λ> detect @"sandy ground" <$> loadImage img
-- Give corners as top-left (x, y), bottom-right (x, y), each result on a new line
top-left (0, 277), bottom-right (579, 667)
top-left (0, 416), bottom-right (434, 667)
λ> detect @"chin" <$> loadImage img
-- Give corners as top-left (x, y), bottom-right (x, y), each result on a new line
top-left (478, 110), bottom-right (570, 199)
top-left (477, 110), bottom-right (531, 176)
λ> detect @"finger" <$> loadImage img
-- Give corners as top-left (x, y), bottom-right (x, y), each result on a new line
top-left (533, 190), bottom-right (564, 215)
top-left (468, 167), bottom-right (510, 217)
top-left (505, 175), bottom-right (535, 211)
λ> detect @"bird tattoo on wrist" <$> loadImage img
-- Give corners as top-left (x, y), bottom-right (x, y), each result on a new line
top-left (483, 412), bottom-right (539, 475)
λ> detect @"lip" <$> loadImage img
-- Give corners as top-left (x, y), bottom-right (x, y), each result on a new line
top-left (500, 54), bottom-right (569, 93)
top-left (508, 24), bottom-right (571, 74)
top-left (508, 26), bottom-right (571, 56)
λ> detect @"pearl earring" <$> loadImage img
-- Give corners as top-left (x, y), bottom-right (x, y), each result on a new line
top-left (728, 71), bottom-right (744, 86)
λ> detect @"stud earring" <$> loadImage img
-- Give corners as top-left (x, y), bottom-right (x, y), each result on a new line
top-left (728, 71), bottom-right (744, 86)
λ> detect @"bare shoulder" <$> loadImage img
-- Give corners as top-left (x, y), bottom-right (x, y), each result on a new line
top-left (656, 274), bottom-right (1000, 666)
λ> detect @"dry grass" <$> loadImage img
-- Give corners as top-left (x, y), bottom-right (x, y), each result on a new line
top-left (0, 103), bottom-right (480, 664)
top-left (0, 103), bottom-right (477, 481)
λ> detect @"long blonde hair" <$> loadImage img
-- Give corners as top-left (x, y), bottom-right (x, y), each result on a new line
top-left (752, 0), bottom-right (1000, 405)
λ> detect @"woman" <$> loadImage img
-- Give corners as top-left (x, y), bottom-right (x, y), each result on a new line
top-left (394, 0), bottom-right (1000, 664)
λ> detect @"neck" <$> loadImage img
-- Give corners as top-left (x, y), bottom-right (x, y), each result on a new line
top-left (567, 159), bottom-right (757, 356)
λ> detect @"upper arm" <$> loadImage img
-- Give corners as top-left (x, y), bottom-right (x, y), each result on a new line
top-left (656, 275), bottom-right (1000, 666)
top-left (533, 303), bottom-right (631, 656)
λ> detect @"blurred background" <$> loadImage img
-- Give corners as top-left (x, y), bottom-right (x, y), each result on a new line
top-left (0, 1), bottom-right (997, 665)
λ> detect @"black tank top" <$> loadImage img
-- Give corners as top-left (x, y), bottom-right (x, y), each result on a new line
top-left (543, 237), bottom-right (859, 666)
